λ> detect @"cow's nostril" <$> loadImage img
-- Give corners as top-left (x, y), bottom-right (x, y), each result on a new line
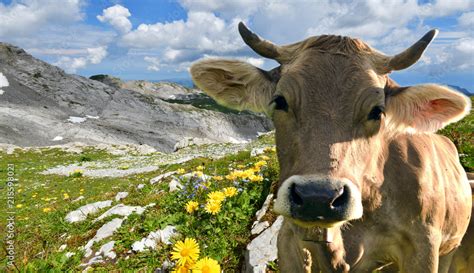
top-left (289, 183), bottom-right (304, 206)
top-left (330, 186), bottom-right (348, 208)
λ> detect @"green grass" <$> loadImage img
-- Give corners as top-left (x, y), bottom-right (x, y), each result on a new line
top-left (0, 135), bottom-right (279, 272)
top-left (438, 97), bottom-right (474, 172)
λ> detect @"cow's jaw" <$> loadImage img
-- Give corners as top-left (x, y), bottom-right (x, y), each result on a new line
top-left (273, 175), bottom-right (363, 228)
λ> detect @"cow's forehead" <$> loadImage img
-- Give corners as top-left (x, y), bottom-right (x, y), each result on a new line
top-left (277, 49), bottom-right (386, 101)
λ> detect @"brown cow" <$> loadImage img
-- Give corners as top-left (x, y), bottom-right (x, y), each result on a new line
top-left (190, 23), bottom-right (472, 273)
top-left (449, 181), bottom-right (474, 273)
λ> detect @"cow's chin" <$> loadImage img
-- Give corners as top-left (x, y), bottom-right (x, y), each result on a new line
top-left (273, 175), bottom-right (363, 228)
top-left (290, 218), bottom-right (345, 229)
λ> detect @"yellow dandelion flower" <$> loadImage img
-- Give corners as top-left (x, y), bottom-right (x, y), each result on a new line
top-left (207, 191), bottom-right (225, 203)
top-left (260, 155), bottom-right (271, 161)
top-left (17, 189), bottom-right (23, 193)
top-left (80, 188), bottom-right (85, 192)
top-left (16, 204), bottom-right (23, 208)
top-left (171, 238), bottom-right (200, 266)
top-left (43, 207), bottom-right (52, 213)
top-left (222, 187), bottom-right (237, 197)
top-left (251, 166), bottom-right (261, 173)
top-left (237, 164), bottom-right (245, 169)
top-left (193, 171), bottom-right (204, 178)
top-left (69, 169), bottom-right (84, 177)
top-left (242, 169), bottom-right (255, 179)
top-left (264, 147), bottom-right (273, 153)
top-left (185, 201), bottom-right (199, 213)
top-left (63, 193), bottom-right (70, 200)
top-left (205, 201), bottom-right (222, 215)
top-left (192, 257), bottom-right (221, 273)
top-left (212, 176), bottom-right (223, 181)
top-left (254, 161), bottom-right (267, 168)
top-left (177, 168), bottom-right (186, 174)
top-left (249, 174), bottom-right (264, 182)
top-left (196, 165), bottom-right (204, 171)
top-left (271, 147), bottom-right (276, 152)
top-left (32, 194), bottom-right (37, 198)
top-left (172, 265), bottom-right (190, 273)
top-left (228, 170), bottom-right (240, 179)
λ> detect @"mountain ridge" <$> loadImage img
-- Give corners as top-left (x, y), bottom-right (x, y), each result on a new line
top-left (0, 42), bottom-right (272, 152)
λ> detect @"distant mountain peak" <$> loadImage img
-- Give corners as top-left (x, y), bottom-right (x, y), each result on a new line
top-left (447, 84), bottom-right (472, 96)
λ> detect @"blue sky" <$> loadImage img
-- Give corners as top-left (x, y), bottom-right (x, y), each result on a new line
top-left (0, 0), bottom-right (473, 90)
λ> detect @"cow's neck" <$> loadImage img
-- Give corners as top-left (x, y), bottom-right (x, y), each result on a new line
top-left (292, 223), bottom-right (350, 272)
top-left (293, 224), bottom-right (335, 243)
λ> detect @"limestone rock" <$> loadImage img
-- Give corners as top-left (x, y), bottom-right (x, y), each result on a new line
top-left (245, 216), bottom-right (284, 273)
top-left (94, 203), bottom-right (155, 222)
top-left (169, 179), bottom-right (183, 192)
top-left (114, 192), bottom-right (128, 201)
top-left (131, 225), bottom-right (177, 252)
top-left (251, 221), bottom-right (270, 235)
top-left (255, 194), bottom-right (273, 221)
top-left (84, 218), bottom-right (123, 257)
top-left (65, 200), bottom-right (112, 223)
top-left (150, 171), bottom-right (176, 184)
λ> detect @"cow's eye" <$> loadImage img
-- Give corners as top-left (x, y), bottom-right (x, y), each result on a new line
top-left (272, 95), bottom-right (288, 112)
top-left (368, 106), bottom-right (385, 121)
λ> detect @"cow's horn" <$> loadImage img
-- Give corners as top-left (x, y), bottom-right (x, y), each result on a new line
top-left (238, 22), bottom-right (287, 64)
top-left (387, 29), bottom-right (438, 71)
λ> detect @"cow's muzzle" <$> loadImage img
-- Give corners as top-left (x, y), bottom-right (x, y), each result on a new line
top-left (274, 175), bottom-right (363, 227)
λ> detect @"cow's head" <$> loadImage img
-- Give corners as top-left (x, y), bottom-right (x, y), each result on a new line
top-left (190, 23), bottom-right (470, 228)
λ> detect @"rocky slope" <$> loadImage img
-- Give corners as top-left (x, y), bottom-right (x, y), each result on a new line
top-left (0, 43), bottom-right (272, 152)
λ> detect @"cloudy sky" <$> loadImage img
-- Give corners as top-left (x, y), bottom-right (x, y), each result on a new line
top-left (0, 0), bottom-right (473, 90)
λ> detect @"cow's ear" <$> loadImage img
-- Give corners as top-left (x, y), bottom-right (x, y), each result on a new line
top-left (385, 84), bottom-right (471, 132)
top-left (190, 59), bottom-right (277, 115)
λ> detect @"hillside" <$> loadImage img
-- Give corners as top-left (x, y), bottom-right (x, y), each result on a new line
top-left (0, 133), bottom-right (280, 272)
top-left (0, 43), bottom-right (272, 153)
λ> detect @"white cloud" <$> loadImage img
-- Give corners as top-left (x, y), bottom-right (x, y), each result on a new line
top-left (200, 54), bottom-right (265, 68)
top-left (144, 56), bottom-right (192, 72)
top-left (87, 46), bottom-right (108, 64)
top-left (246, 57), bottom-right (264, 68)
top-left (122, 11), bottom-right (242, 53)
top-left (417, 37), bottom-right (474, 80)
top-left (115, 0), bottom-right (473, 76)
top-left (144, 56), bottom-right (161, 72)
top-left (458, 11), bottom-right (474, 27)
top-left (97, 4), bottom-right (132, 34)
top-left (178, 0), bottom-right (259, 19)
top-left (54, 46), bottom-right (107, 73)
top-left (0, 0), bottom-right (84, 37)
top-left (3, 0), bottom-right (470, 80)
top-left (26, 48), bottom-right (88, 55)
top-left (419, 0), bottom-right (474, 17)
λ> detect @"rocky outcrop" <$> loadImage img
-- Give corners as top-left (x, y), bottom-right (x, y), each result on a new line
top-left (0, 42), bottom-right (272, 152)
top-left (89, 74), bottom-right (123, 89)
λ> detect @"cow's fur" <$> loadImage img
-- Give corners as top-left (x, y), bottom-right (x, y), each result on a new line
top-left (449, 182), bottom-right (474, 273)
top-left (190, 27), bottom-right (472, 273)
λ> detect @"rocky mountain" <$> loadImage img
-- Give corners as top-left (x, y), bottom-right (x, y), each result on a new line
top-left (0, 43), bottom-right (273, 152)
top-left (447, 84), bottom-right (473, 96)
